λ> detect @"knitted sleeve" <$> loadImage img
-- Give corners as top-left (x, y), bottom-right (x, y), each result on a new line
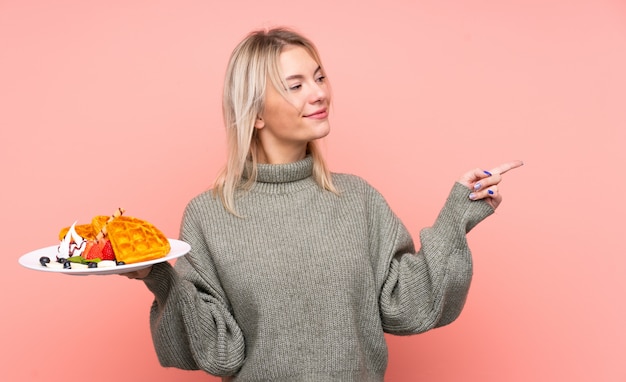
top-left (375, 182), bottom-right (494, 335)
top-left (141, 202), bottom-right (245, 376)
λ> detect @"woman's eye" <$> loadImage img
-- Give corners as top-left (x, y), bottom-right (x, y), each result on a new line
top-left (288, 84), bottom-right (302, 91)
top-left (316, 76), bottom-right (326, 83)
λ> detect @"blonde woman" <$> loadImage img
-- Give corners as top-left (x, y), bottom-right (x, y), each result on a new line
top-left (129, 27), bottom-right (522, 381)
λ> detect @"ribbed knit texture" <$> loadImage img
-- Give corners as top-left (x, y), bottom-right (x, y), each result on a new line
top-left (143, 156), bottom-right (494, 381)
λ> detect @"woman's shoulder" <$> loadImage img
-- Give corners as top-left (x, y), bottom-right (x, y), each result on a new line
top-left (331, 172), bottom-right (396, 217)
top-left (332, 172), bottom-right (369, 187)
top-left (184, 188), bottom-right (223, 213)
top-left (331, 172), bottom-right (382, 196)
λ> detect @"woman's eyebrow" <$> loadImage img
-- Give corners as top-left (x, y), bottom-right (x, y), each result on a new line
top-left (285, 66), bottom-right (322, 81)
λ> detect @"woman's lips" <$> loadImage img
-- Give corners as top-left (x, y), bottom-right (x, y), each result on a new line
top-left (304, 109), bottom-right (328, 119)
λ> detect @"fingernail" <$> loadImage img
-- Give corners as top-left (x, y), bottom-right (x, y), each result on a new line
top-left (474, 182), bottom-right (481, 190)
top-left (488, 190), bottom-right (494, 195)
top-left (483, 170), bottom-right (492, 176)
top-left (469, 193), bottom-right (476, 200)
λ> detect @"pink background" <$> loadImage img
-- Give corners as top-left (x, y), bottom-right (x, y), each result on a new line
top-left (2, 0), bottom-right (625, 381)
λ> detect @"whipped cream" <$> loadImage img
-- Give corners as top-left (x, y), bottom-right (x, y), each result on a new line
top-left (57, 221), bottom-right (87, 260)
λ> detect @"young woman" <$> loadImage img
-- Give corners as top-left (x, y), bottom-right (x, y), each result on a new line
top-left (128, 27), bottom-right (522, 381)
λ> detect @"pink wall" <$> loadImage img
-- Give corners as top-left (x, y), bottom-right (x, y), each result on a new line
top-left (2, 0), bottom-right (625, 381)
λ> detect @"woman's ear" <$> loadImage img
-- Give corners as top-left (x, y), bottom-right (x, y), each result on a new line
top-left (254, 115), bottom-right (265, 129)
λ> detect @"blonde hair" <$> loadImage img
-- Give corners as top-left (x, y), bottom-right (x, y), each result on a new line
top-left (213, 27), bottom-right (337, 215)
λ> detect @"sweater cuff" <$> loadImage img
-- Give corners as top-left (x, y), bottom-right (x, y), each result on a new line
top-left (434, 182), bottom-right (494, 234)
top-left (142, 261), bottom-right (177, 303)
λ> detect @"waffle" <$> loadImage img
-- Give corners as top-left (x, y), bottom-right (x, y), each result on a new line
top-left (90, 215), bottom-right (110, 237)
top-left (106, 216), bottom-right (171, 264)
top-left (58, 216), bottom-right (109, 241)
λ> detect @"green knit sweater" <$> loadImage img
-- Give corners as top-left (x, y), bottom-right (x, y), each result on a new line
top-left (143, 156), bottom-right (494, 381)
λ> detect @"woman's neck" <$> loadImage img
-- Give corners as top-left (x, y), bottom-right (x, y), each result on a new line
top-left (256, 144), bottom-right (307, 164)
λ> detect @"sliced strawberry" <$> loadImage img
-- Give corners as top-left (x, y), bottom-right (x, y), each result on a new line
top-left (81, 241), bottom-right (94, 259)
top-left (100, 239), bottom-right (116, 261)
top-left (83, 240), bottom-right (101, 260)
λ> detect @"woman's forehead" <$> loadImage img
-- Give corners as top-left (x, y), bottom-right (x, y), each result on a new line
top-left (278, 45), bottom-right (322, 76)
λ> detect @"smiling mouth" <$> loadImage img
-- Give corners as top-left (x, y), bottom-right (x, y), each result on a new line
top-left (304, 109), bottom-right (328, 118)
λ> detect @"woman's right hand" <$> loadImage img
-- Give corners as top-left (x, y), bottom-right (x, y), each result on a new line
top-left (123, 266), bottom-right (153, 280)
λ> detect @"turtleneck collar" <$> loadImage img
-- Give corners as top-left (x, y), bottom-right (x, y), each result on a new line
top-left (254, 155), bottom-right (314, 183)
top-left (240, 155), bottom-right (316, 194)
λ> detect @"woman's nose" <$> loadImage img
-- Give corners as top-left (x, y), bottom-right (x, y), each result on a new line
top-left (309, 82), bottom-right (327, 103)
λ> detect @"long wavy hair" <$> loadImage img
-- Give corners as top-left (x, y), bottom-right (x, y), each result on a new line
top-left (213, 27), bottom-right (337, 215)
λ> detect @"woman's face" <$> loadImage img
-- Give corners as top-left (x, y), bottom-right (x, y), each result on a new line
top-left (254, 45), bottom-right (331, 163)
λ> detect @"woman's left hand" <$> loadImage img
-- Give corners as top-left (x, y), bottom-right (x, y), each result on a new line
top-left (458, 160), bottom-right (524, 210)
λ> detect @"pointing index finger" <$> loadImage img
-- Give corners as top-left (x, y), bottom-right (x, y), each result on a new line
top-left (490, 160), bottom-right (524, 175)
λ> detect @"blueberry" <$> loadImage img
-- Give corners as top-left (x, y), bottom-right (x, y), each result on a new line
top-left (116, 261), bottom-right (125, 266)
top-left (39, 256), bottom-right (51, 266)
top-left (62, 261), bottom-right (71, 269)
top-left (88, 262), bottom-right (98, 269)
